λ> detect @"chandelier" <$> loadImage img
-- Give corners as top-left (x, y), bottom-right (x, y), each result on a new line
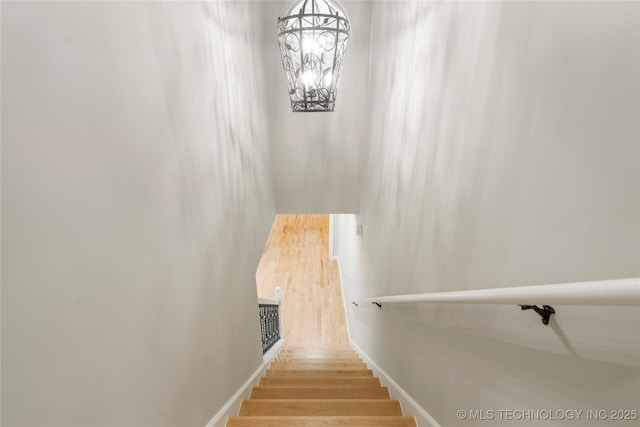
top-left (277, 0), bottom-right (351, 112)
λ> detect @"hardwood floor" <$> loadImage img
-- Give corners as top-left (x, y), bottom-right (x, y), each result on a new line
top-left (256, 214), bottom-right (349, 345)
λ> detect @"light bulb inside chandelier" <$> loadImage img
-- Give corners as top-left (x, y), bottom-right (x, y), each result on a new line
top-left (277, 0), bottom-right (351, 112)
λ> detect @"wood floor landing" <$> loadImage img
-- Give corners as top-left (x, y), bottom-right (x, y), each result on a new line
top-left (255, 214), bottom-right (349, 346)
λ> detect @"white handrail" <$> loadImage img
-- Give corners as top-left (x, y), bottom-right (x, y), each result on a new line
top-left (351, 278), bottom-right (640, 306)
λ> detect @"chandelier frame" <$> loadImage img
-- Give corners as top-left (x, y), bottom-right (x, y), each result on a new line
top-left (277, 0), bottom-right (351, 112)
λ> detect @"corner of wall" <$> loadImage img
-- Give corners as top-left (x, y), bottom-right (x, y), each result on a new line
top-left (204, 339), bottom-right (285, 427)
top-left (350, 340), bottom-right (441, 427)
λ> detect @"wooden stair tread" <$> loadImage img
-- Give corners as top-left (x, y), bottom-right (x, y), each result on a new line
top-left (259, 377), bottom-right (381, 387)
top-left (276, 359), bottom-right (362, 363)
top-left (250, 386), bottom-right (390, 399)
top-left (279, 355), bottom-right (360, 360)
top-left (266, 369), bottom-right (373, 377)
top-left (284, 345), bottom-right (355, 350)
top-left (280, 349), bottom-right (359, 357)
top-left (226, 416), bottom-right (417, 426)
top-left (271, 363), bottom-right (368, 370)
top-left (238, 399), bottom-right (404, 416)
top-left (281, 351), bottom-right (359, 357)
top-left (282, 349), bottom-right (359, 353)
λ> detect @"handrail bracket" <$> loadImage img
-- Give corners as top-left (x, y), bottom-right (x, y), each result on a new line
top-left (519, 304), bottom-right (555, 325)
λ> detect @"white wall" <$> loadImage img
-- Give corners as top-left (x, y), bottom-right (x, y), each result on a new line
top-left (337, 1), bottom-right (640, 425)
top-left (1, 2), bottom-right (275, 426)
top-left (260, 1), bottom-right (370, 213)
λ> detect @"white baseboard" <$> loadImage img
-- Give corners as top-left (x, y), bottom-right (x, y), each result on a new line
top-left (329, 214), bottom-right (337, 260)
top-left (350, 340), bottom-right (441, 427)
top-left (204, 339), bottom-right (285, 427)
top-left (334, 255), bottom-right (351, 342)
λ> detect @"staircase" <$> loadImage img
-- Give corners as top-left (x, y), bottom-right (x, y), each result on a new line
top-left (227, 345), bottom-right (416, 426)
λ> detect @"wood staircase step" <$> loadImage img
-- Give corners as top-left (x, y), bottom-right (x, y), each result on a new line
top-left (282, 349), bottom-right (359, 356)
top-left (278, 354), bottom-right (361, 360)
top-left (227, 345), bottom-right (416, 427)
top-left (284, 345), bottom-right (355, 350)
top-left (282, 348), bottom-right (359, 353)
top-left (281, 349), bottom-right (359, 356)
top-left (250, 386), bottom-right (390, 399)
top-left (238, 399), bottom-right (404, 416)
top-left (259, 376), bottom-right (381, 387)
top-left (226, 416), bottom-right (417, 426)
top-left (275, 357), bottom-right (363, 362)
top-left (271, 362), bottom-right (368, 370)
top-left (276, 356), bottom-right (363, 363)
top-left (266, 369), bottom-right (374, 377)
top-left (280, 350), bottom-right (360, 357)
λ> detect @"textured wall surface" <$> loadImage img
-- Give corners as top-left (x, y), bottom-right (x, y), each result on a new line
top-left (1, 2), bottom-right (275, 425)
top-left (336, 1), bottom-right (640, 426)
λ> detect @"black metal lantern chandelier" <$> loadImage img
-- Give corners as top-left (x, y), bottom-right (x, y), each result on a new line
top-left (277, 0), bottom-right (351, 112)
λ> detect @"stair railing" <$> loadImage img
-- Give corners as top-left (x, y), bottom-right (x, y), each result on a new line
top-left (258, 287), bottom-right (282, 354)
top-left (351, 278), bottom-right (640, 325)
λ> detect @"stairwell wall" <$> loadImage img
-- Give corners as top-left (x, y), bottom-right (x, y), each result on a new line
top-left (1, 2), bottom-right (275, 426)
top-left (335, 1), bottom-right (640, 426)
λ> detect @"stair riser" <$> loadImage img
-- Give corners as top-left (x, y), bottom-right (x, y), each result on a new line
top-left (266, 369), bottom-right (374, 377)
top-left (271, 363), bottom-right (368, 370)
top-left (282, 347), bottom-right (357, 351)
top-left (250, 386), bottom-right (390, 399)
top-left (281, 351), bottom-right (359, 357)
top-left (276, 357), bottom-right (363, 363)
top-left (238, 400), bottom-right (404, 416)
top-left (281, 350), bottom-right (359, 355)
top-left (259, 377), bottom-right (381, 387)
top-left (226, 416), bottom-right (417, 426)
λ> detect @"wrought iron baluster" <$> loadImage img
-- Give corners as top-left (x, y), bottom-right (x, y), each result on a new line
top-left (258, 303), bottom-right (281, 354)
